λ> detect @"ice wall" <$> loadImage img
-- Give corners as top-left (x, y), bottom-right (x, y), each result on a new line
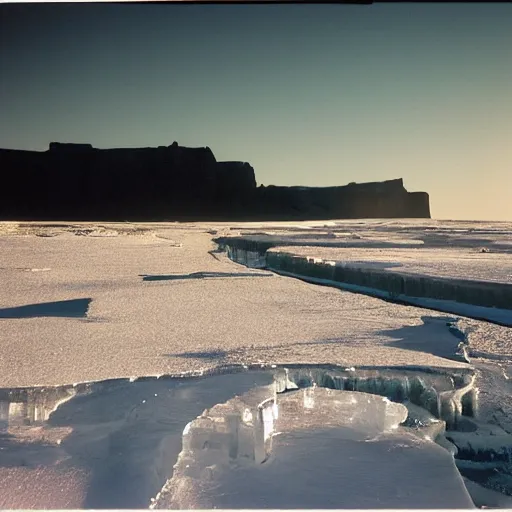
top-left (219, 240), bottom-right (512, 317)
top-left (153, 385), bottom-right (473, 509)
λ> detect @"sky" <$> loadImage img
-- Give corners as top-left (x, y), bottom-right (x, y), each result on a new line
top-left (1, 3), bottom-right (511, 221)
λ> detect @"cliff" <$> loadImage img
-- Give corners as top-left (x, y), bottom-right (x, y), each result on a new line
top-left (0, 142), bottom-right (430, 221)
top-left (251, 179), bottom-right (430, 220)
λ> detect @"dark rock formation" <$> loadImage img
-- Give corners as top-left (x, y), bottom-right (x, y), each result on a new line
top-left (249, 179), bottom-right (431, 220)
top-left (49, 142), bottom-right (93, 152)
top-left (0, 143), bottom-right (430, 221)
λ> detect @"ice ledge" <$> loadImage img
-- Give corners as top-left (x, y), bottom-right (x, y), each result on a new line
top-left (218, 240), bottom-right (512, 326)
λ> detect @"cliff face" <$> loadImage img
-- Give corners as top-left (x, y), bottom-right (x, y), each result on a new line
top-left (250, 179), bottom-right (430, 220)
top-left (0, 143), bottom-right (256, 220)
top-left (0, 142), bottom-right (430, 221)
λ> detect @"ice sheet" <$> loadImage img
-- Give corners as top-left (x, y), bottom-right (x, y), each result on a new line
top-left (0, 371), bottom-right (275, 509)
top-left (0, 222), bottom-right (475, 388)
top-left (218, 223), bottom-right (512, 322)
top-left (271, 246), bottom-right (512, 284)
top-left (227, 218), bottom-right (512, 254)
top-left (1, 219), bottom-right (511, 508)
top-left (0, 368), bottom-right (476, 509)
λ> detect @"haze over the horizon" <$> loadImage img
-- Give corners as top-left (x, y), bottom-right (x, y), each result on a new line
top-left (1, 3), bottom-right (510, 221)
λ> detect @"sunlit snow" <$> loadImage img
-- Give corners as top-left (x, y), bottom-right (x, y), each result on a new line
top-left (1, 219), bottom-right (512, 509)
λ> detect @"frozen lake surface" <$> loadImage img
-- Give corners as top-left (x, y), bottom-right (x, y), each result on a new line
top-left (1, 219), bottom-right (512, 508)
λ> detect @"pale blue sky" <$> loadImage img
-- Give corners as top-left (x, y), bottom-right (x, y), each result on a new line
top-left (1, 3), bottom-right (511, 220)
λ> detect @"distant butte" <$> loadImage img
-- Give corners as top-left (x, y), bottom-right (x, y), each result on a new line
top-left (0, 142), bottom-right (430, 221)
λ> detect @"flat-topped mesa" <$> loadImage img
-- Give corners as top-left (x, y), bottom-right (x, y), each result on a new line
top-left (0, 142), bottom-right (431, 221)
top-left (48, 142), bottom-right (94, 152)
top-left (254, 178), bottom-right (430, 219)
top-left (345, 177), bottom-right (406, 192)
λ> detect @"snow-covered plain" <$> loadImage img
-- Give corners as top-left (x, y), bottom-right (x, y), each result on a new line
top-left (1, 219), bottom-right (512, 509)
top-left (0, 220), bottom-right (481, 388)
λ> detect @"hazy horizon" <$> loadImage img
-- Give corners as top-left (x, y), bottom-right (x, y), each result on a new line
top-left (1, 3), bottom-right (510, 221)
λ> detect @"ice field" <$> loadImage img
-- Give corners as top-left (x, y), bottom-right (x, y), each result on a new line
top-left (1, 219), bottom-right (511, 509)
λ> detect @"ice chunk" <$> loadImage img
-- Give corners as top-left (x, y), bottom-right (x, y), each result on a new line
top-left (154, 387), bottom-right (473, 509)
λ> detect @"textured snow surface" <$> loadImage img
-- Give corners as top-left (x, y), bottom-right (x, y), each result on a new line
top-left (1, 219), bottom-right (511, 509)
top-left (0, 221), bottom-right (485, 388)
top-left (230, 218), bottom-right (512, 253)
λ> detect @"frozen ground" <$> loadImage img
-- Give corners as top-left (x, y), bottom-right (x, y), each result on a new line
top-left (0, 219), bottom-right (511, 509)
